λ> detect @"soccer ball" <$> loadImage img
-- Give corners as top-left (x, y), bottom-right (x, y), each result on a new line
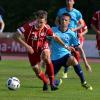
top-left (7, 77), bottom-right (20, 90)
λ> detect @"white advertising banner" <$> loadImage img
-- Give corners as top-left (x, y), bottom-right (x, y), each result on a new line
top-left (0, 38), bottom-right (27, 54)
top-left (83, 40), bottom-right (99, 58)
top-left (0, 38), bottom-right (99, 58)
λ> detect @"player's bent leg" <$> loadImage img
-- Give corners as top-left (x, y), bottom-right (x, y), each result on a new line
top-left (52, 59), bottom-right (63, 87)
top-left (67, 56), bottom-right (93, 90)
top-left (33, 66), bottom-right (49, 91)
top-left (33, 65), bottom-right (49, 87)
top-left (42, 49), bottom-right (58, 91)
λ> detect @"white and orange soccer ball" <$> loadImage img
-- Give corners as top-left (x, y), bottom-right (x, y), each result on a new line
top-left (7, 77), bottom-right (20, 90)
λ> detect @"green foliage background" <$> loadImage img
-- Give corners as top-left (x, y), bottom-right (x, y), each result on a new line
top-left (0, 0), bottom-right (100, 32)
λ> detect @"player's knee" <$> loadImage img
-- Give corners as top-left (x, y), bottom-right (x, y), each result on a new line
top-left (67, 56), bottom-right (78, 66)
top-left (33, 65), bottom-right (41, 76)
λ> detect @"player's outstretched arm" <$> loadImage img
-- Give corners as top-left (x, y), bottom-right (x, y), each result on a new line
top-left (78, 45), bottom-right (92, 72)
top-left (72, 19), bottom-right (84, 32)
top-left (12, 32), bottom-right (34, 54)
top-left (53, 34), bottom-right (69, 50)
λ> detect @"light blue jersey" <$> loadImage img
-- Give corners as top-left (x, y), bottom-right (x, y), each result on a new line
top-left (57, 7), bottom-right (82, 29)
top-left (51, 27), bottom-right (79, 60)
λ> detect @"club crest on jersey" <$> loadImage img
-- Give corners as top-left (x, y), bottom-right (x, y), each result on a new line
top-left (31, 35), bottom-right (38, 40)
top-left (32, 32), bottom-right (35, 34)
top-left (40, 32), bottom-right (45, 36)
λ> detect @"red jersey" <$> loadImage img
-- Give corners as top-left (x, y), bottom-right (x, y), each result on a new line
top-left (77, 20), bottom-right (87, 45)
top-left (91, 10), bottom-right (100, 31)
top-left (91, 10), bottom-right (100, 50)
top-left (17, 20), bottom-right (54, 52)
top-left (77, 20), bottom-right (87, 35)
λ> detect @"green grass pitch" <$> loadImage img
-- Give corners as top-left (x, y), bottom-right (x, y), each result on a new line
top-left (0, 59), bottom-right (99, 100)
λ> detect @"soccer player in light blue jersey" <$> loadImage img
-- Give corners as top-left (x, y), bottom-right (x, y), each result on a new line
top-left (55, 0), bottom-right (91, 79)
top-left (55, 0), bottom-right (84, 33)
top-left (51, 13), bottom-right (92, 90)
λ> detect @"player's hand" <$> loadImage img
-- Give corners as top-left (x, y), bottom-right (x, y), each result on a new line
top-left (68, 46), bottom-right (76, 52)
top-left (27, 45), bottom-right (34, 54)
top-left (64, 46), bottom-right (75, 51)
top-left (72, 50), bottom-right (80, 62)
top-left (85, 63), bottom-right (92, 72)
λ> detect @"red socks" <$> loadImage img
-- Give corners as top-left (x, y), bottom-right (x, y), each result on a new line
top-left (46, 62), bottom-right (54, 85)
top-left (38, 71), bottom-right (49, 84)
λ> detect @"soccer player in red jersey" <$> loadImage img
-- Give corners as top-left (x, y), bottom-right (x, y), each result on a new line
top-left (12, 10), bottom-right (68, 91)
top-left (78, 20), bottom-right (88, 47)
top-left (91, 10), bottom-right (100, 56)
top-left (72, 20), bottom-right (88, 62)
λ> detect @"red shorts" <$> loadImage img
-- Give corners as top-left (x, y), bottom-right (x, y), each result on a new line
top-left (28, 51), bottom-right (41, 67)
top-left (72, 50), bottom-right (80, 62)
top-left (28, 42), bottom-right (49, 67)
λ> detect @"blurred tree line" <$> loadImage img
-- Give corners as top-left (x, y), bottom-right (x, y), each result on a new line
top-left (0, 0), bottom-right (100, 32)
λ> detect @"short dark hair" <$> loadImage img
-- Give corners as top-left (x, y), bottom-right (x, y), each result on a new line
top-left (61, 13), bottom-right (71, 19)
top-left (66, 0), bottom-right (75, 2)
top-left (35, 10), bottom-right (48, 20)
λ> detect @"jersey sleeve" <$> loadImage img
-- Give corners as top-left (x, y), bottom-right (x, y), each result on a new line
top-left (46, 27), bottom-right (56, 41)
top-left (46, 27), bottom-right (54, 37)
top-left (17, 22), bottom-right (31, 36)
top-left (77, 11), bottom-right (83, 21)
